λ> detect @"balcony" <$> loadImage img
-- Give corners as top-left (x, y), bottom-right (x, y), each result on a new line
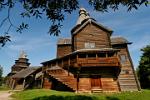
top-left (42, 50), bottom-right (121, 69)
top-left (76, 57), bottom-right (120, 67)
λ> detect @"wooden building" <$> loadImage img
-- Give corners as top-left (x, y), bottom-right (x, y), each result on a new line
top-left (7, 51), bottom-right (42, 90)
top-left (41, 8), bottom-right (140, 93)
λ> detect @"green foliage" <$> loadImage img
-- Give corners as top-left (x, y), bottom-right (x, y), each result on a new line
top-left (16, 22), bottom-right (29, 33)
top-left (0, 84), bottom-right (10, 91)
top-left (138, 44), bottom-right (150, 89)
top-left (0, 0), bottom-right (149, 47)
top-left (12, 89), bottom-right (150, 100)
top-left (0, 35), bottom-right (11, 47)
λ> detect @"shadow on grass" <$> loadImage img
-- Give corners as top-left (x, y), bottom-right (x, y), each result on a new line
top-left (32, 95), bottom-right (98, 100)
top-left (32, 95), bottom-right (120, 100)
top-left (106, 96), bottom-right (120, 100)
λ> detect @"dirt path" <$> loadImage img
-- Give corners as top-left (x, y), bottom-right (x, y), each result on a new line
top-left (0, 91), bottom-right (12, 100)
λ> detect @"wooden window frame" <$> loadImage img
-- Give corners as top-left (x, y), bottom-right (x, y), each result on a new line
top-left (119, 54), bottom-right (127, 64)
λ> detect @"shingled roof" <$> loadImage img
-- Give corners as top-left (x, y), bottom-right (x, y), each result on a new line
top-left (111, 37), bottom-right (132, 45)
top-left (11, 67), bottom-right (41, 78)
top-left (71, 18), bottom-right (113, 35)
top-left (57, 38), bottom-right (71, 45)
top-left (46, 65), bottom-right (62, 71)
top-left (57, 37), bottom-right (131, 46)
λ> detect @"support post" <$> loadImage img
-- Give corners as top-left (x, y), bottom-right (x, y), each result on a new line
top-left (76, 64), bottom-right (81, 93)
top-left (23, 78), bottom-right (26, 90)
top-left (41, 71), bottom-right (45, 88)
top-left (68, 57), bottom-right (70, 76)
top-left (11, 79), bottom-right (16, 90)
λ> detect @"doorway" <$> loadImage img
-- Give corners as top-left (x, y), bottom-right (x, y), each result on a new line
top-left (91, 75), bottom-right (102, 89)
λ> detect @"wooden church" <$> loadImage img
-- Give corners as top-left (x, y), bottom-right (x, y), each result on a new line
top-left (7, 51), bottom-right (42, 90)
top-left (41, 8), bottom-right (141, 93)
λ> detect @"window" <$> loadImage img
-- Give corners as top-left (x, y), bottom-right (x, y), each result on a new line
top-left (108, 52), bottom-right (115, 57)
top-left (97, 53), bottom-right (106, 57)
top-left (78, 54), bottom-right (86, 58)
top-left (120, 54), bottom-right (127, 64)
top-left (85, 42), bottom-right (95, 49)
top-left (88, 53), bottom-right (96, 58)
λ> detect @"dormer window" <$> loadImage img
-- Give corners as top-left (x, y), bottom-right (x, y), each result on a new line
top-left (120, 54), bottom-right (127, 64)
top-left (85, 42), bottom-right (95, 49)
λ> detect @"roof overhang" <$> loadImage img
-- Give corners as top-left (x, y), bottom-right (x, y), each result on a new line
top-left (71, 18), bottom-right (113, 35)
top-left (41, 48), bottom-right (119, 65)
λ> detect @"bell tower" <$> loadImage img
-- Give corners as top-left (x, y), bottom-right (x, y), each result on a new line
top-left (9, 51), bottom-right (30, 76)
top-left (76, 8), bottom-right (90, 25)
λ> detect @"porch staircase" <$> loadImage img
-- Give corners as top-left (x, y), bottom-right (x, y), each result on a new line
top-left (46, 67), bottom-right (77, 91)
top-left (15, 85), bottom-right (23, 90)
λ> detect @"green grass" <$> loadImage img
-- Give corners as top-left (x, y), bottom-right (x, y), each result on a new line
top-left (0, 84), bottom-right (10, 91)
top-left (11, 89), bottom-right (150, 100)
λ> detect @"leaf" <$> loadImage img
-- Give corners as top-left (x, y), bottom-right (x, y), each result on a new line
top-left (16, 23), bottom-right (29, 33)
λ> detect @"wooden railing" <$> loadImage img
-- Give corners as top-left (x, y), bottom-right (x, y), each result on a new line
top-left (77, 57), bottom-right (120, 67)
top-left (45, 56), bottom-right (120, 69)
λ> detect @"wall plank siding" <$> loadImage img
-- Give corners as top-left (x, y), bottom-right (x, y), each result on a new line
top-left (112, 44), bottom-right (140, 91)
top-left (73, 23), bottom-right (111, 51)
top-left (57, 45), bottom-right (72, 58)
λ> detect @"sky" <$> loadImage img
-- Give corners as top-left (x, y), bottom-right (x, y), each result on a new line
top-left (0, 1), bottom-right (150, 76)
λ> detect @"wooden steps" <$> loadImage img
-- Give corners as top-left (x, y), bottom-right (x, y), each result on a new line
top-left (15, 85), bottom-right (23, 90)
top-left (91, 88), bottom-right (103, 93)
top-left (47, 68), bottom-right (77, 91)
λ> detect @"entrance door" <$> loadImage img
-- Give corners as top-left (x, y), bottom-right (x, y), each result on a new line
top-left (91, 75), bottom-right (102, 89)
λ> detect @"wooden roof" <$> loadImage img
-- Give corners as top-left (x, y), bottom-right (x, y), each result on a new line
top-left (46, 65), bottom-right (62, 71)
top-left (71, 18), bottom-right (113, 35)
top-left (56, 37), bottom-right (131, 45)
top-left (111, 37), bottom-right (132, 45)
top-left (11, 67), bottom-right (41, 78)
top-left (57, 38), bottom-right (71, 45)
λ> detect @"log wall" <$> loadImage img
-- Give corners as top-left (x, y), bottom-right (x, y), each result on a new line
top-left (43, 78), bottom-right (52, 89)
top-left (57, 45), bottom-right (72, 58)
top-left (78, 77), bottom-right (119, 92)
top-left (73, 23), bottom-right (111, 51)
top-left (112, 44), bottom-right (140, 91)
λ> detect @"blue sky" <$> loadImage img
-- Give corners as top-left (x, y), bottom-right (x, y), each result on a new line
top-left (0, 2), bottom-right (150, 76)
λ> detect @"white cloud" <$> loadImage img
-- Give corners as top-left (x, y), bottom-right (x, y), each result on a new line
top-left (7, 35), bottom-right (54, 51)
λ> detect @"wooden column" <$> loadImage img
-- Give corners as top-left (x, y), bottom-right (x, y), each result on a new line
top-left (11, 79), bottom-right (16, 90)
top-left (41, 72), bottom-right (44, 88)
top-left (56, 61), bottom-right (58, 66)
top-left (23, 78), bottom-right (26, 90)
top-left (61, 59), bottom-right (63, 67)
top-left (117, 79), bottom-right (121, 91)
top-left (106, 52), bottom-right (108, 58)
top-left (114, 52), bottom-right (117, 57)
top-left (77, 54), bottom-right (79, 63)
top-left (96, 53), bottom-right (98, 58)
top-left (68, 57), bottom-right (70, 76)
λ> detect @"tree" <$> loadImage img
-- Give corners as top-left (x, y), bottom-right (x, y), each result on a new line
top-left (0, 0), bottom-right (149, 47)
top-left (137, 44), bottom-right (150, 89)
top-left (0, 65), bottom-right (3, 86)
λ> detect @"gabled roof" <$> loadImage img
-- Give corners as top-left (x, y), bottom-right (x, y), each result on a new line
top-left (71, 18), bottom-right (113, 35)
top-left (46, 65), bottom-right (62, 71)
top-left (11, 67), bottom-right (41, 78)
top-left (57, 38), bottom-right (71, 45)
top-left (111, 37), bottom-right (132, 45)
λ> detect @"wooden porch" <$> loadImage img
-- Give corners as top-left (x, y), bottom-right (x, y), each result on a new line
top-left (42, 50), bottom-right (121, 70)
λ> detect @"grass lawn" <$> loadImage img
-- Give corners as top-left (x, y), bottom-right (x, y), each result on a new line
top-left (11, 89), bottom-right (150, 100)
